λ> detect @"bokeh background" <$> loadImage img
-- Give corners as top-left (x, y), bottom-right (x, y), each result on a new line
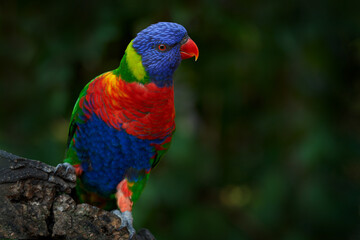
top-left (0, 1), bottom-right (359, 239)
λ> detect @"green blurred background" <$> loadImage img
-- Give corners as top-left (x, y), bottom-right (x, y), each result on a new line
top-left (0, 1), bottom-right (359, 239)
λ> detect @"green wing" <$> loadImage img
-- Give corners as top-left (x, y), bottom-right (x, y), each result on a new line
top-left (151, 132), bottom-right (174, 169)
top-left (64, 81), bottom-right (92, 165)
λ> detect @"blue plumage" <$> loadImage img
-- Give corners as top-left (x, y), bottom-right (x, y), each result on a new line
top-left (75, 113), bottom-right (164, 196)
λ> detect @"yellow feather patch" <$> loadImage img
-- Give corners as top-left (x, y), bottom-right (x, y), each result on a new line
top-left (104, 72), bottom-right (127, 98)
top-left (126, 41), bottom-right (147, 82)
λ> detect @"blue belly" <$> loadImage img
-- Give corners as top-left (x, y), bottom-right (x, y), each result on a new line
top-left (74, 114), bottom-right (163, 196)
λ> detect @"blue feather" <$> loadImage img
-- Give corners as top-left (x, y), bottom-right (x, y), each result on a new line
top-left (133, 22), bottom-right (188, 87)
top-left (74, 113), bottom-right (164, 196)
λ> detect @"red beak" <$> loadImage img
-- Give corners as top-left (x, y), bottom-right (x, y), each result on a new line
top-left (180, 38), bottom-right (199, 61)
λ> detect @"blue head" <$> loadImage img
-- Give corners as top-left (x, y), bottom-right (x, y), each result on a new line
top-left (132, 22), bottom-right (197, 87)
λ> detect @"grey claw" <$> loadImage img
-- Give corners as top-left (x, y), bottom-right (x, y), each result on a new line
top-left (55, 162), bottom-right (75, 176)
top-left (111, 210), bottom-right (136, 239)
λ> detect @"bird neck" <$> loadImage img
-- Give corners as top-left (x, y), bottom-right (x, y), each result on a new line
top-left (114, 40), bottom-right (151, 85)
top-left (114, 40), bottom-right (174, 87)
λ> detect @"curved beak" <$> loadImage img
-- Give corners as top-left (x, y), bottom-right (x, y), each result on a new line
top-left (180, 38), bottom-right (199, 61)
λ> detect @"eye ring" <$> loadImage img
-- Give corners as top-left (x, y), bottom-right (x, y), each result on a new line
top-left (158, 44), bottom-right (167, 51)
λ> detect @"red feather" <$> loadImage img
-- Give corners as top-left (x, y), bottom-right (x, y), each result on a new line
top-left (82, 72), bottom-right (175, 140)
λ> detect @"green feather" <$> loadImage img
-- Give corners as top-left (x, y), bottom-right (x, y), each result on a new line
top-left (64, 77), bottom-right (95, 165)
top-left (113, 41), bottom-right (150, 84)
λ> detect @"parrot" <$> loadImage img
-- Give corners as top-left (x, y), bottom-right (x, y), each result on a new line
top-left (56, 22), bottom-right (199, 238)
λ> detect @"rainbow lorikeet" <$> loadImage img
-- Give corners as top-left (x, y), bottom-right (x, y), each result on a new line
top-left (56, 22), bottom-right (198, 237)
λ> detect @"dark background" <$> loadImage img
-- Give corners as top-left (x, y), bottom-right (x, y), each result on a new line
top-left (0, 1), bottom-right (359, 240)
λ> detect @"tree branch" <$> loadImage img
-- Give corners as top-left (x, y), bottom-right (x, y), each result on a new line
top-left (0, 150), bottom-right (155, 240)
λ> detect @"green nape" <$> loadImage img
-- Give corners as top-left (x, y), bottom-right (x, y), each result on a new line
top-left (113, 40), bottom-right (150, 84)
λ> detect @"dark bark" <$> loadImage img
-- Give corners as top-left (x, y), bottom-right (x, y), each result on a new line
top-left (0, 150), bottom-right (155, 240)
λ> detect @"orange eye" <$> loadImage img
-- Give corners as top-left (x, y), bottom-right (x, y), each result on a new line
top-left (158, 44), bottom-right (167, 51)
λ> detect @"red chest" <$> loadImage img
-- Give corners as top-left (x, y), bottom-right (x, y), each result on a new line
top-left (83, 72), bottom-right (175, 140)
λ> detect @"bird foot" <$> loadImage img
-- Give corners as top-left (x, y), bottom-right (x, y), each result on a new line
top-left (112, 210), bottom-right (136, 239)
top-left (54, 163), bottom-right (76, 181)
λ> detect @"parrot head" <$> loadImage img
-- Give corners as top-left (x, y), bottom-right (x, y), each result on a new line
top-left (122, 22), bottom-right (199, 87)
